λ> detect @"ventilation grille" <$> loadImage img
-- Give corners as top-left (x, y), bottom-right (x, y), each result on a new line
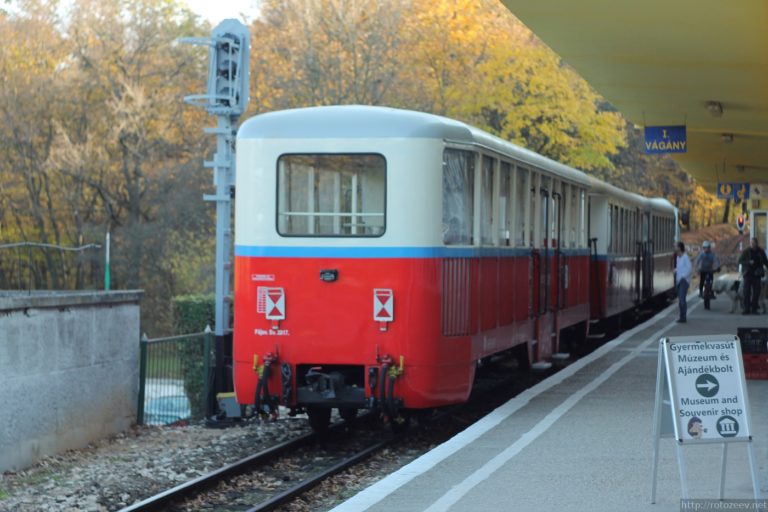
top-left (442, 258), bottom-right (471, 336)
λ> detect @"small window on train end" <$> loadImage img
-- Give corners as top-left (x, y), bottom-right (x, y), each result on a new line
top-left (276, 154), bottom-right (386, 237)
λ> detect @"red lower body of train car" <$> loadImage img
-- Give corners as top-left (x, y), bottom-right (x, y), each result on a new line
top-left (590, 253), bottom-right (675, 319)
top-left (233, 250), bottom-right (591, 421)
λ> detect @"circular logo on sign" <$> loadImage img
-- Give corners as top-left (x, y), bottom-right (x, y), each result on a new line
top-left (695, 374), bottom-right (719, 398)
top-left (716, 415), bottom-right (739, 438)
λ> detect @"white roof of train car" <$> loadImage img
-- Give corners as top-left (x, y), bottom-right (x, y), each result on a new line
top-left (238, 105), bottom-right (674, 214)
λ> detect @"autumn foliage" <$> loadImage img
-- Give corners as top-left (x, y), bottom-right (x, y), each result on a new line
top-left (0, 0), bottom-right (718, 333)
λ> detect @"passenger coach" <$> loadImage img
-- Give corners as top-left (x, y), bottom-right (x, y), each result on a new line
top-left (232, 105), bottom-right (677, 430)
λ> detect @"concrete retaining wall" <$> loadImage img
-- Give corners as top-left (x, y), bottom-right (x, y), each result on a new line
top-left (0, 290), bottom-right (142, 472)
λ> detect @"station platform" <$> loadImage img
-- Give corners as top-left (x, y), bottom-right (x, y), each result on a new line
top-left (331, 295), bottom-right (768, 512)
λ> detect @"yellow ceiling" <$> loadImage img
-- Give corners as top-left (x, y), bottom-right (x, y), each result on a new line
top-left (500, 0), bottom-right (768, 195)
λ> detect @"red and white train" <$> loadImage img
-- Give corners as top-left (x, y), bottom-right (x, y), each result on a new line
top-left (233, 105), bottom-right (678, 429)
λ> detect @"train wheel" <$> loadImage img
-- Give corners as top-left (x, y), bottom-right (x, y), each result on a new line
top-left (307, 406), bottom-right (331, 432)
top-left (339, 407), bottom-right (358, 424)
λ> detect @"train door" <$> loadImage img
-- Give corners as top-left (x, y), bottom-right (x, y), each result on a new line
top-left (536, 173), bottom-right (557, 361)
top-left (552, 181), bottom-right (564, 313)
top-left (587, 194), bottom-right (609, 318)
top-left (632, 208), bottom-right (641, 303)
top-left (529, 171), bottom-right (541, 318)
top-left (641, 211), bottom-right (653, 300)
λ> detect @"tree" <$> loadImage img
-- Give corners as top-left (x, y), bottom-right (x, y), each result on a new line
top-left (251, 0), bottom-right (410, 112)
top-left (249, 0), bottom-right (626, 171)
top-left (0, 1), bottom-right (73, 288)
top-left (0, 0), bottom-right (217, 333)
top-left (402, 0), bottom-right (626, 171)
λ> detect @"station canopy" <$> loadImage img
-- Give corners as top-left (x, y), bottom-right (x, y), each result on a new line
top-left (501, 0), bottom-right (768, 195)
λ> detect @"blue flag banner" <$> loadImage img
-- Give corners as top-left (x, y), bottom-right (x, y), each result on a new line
top-left (644, 125), bottom-right (687, 154)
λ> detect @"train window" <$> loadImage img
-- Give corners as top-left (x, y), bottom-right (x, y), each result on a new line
top-left (515, 167), bottom-right (528, 247)
top-left (480, 155), bottom-right (495, 245)
top-left (579, 190), bottom-right (586, 248)
top-left (277, 154), bottom-right (385, 237)
top-left (569, 186), bottom-right (578, 248)
top-left (539, 175), bottom-right (551, 248)
top-left (443, 149), bottom-right (475, 245)
top-left (525, 171), bottom-right (542, 247)
top-left (499, 162), bottom-right (512, 246)
top-left (607, 205), bottom-right (613, 253)
top-left (620, 208), bottom-right (626, 253)
top-left (550, 179), bottom-right (560, 248)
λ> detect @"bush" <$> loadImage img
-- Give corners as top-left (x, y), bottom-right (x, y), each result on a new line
top-left (172, 294), bottom-right (215, 334)
top-left (172, 294), bottom-right (215, 418)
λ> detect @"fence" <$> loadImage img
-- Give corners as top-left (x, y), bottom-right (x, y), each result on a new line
top-left (0, 241), bottom-right (103, 290)
top-left (137, 329), bottom-right (214, 425)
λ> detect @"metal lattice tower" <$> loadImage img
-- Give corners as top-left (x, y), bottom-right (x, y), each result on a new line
top-left (182, 19), bottom-right (250, 337)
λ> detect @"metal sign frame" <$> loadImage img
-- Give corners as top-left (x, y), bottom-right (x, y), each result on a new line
top-left (651, 335), bottom-right (760, 502)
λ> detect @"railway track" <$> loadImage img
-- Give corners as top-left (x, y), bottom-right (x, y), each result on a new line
top-left (120, 417), bottom-right (393, 511)
top-left (120, 298), bottom-right (669, 512)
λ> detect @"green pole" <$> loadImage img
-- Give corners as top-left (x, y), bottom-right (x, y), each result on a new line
top-left (203, 325), bottom-right (212, 418)
top-left (104, 231), bottom-right (111, 290)
top-left (137, 333), bottom-right (148, 425)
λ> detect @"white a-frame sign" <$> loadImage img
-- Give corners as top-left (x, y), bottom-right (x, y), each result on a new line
top-left (651, 335), bottom-right (760, 502)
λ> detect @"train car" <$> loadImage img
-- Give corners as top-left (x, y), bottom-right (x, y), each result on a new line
top-left (587, 179), bottom-right (677, 322)
top-left (232, 105), bottom-right (676, 430)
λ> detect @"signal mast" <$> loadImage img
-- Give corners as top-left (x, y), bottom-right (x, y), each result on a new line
top-left (182, 20), bottom-right (250, 399)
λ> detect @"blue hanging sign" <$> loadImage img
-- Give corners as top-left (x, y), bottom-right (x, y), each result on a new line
top-left (717, 182), bottom-right (750, 201)
top-left (644, 125), bottom-right (687, 154)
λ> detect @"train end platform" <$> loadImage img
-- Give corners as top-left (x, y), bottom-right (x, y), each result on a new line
top-left (331, 295), bottom-right (768, 512)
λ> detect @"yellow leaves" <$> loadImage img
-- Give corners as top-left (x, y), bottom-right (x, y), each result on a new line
top-left (248, 0), bottom-right (627, 171)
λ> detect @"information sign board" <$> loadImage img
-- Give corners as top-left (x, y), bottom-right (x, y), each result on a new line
top-left (662, 335), bottom-right (751, 443)
top-left (644, 125), bottom-right (687, 154)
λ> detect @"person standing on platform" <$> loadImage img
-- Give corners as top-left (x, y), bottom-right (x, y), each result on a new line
top-left (675, 242), bottom-right (692, 323)
top-left (694, 240), bottom-right (721, 297)
top-left (738, 237), bottom-right (768, 314)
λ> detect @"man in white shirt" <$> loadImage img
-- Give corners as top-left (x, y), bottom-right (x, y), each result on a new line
top-left (675, 241), bottom-right (693, 323)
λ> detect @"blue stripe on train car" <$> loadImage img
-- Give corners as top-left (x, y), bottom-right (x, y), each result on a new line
top-left (235, 245), bottom-right (591, 259)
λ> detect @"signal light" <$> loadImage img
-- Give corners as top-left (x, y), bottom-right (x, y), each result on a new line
top-left (737, 215), bottom-right (745, 232)
top-left (207, 20), bottom-right (250, 115)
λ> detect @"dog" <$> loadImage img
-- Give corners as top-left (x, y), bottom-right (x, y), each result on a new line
top-left (712, 273), bottom-right (743, 313)
top-left (712, 272), bottom-right (767, 313)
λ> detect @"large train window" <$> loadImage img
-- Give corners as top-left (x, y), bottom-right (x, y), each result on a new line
top-left (480, 155), bottom-right (495, 245)
top-left (579, 190), bottom-right (587, 248)
top-left (499, 162), bottom-right (512, 246)
top-left (443, 149), bottom-right (475, 245)
top-left (277, 154), bottom-right (386, 237)
top-left (515, 167), bottom-right (528, 247)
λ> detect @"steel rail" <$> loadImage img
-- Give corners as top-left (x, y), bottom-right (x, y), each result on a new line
top-left (245, 436), bottom-right (394, 512)
top-left (118, 426), bottom-right (322, 511)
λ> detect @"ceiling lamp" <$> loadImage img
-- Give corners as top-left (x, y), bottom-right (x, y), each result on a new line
top-left (707, 101), bottom-right (723, 117)
top-left (721, 133), bottom-right (734, 143)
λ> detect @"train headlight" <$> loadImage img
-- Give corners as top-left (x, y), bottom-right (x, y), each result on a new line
top-left (320, 269), bottom-right (338, 282)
